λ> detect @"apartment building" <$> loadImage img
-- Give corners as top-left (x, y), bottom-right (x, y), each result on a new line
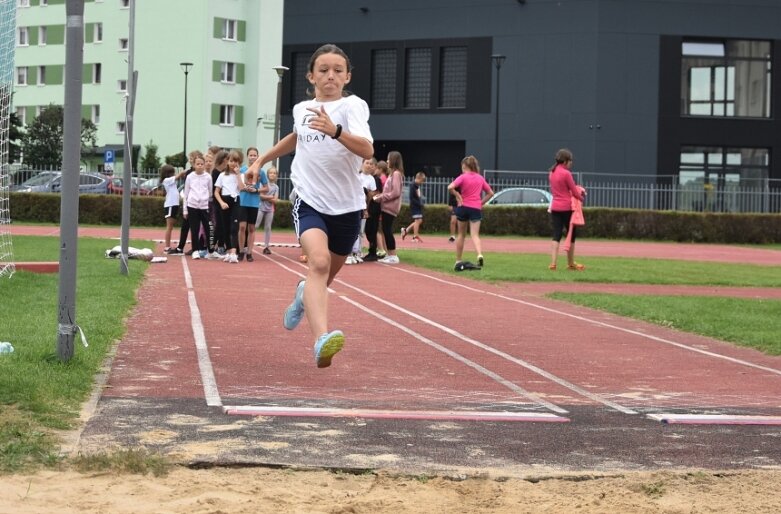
top-left (13, 0), bottom-right (284, 171)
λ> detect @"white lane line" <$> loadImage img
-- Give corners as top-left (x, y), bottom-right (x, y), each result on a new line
top-left (223, 405), bottom-right (569, 423)
top-left (334, 276), bottom-right (636, 415)
top-left (267, 252), bottom-right (623, 415)
top-left (393, 267), bottom-right (781, 377)
top-left (181, 257), bottom-right (222, 407)
top-left (648, 413), bottom-right (781, 425)
top-left (340, 295), bottom-right (568, 414)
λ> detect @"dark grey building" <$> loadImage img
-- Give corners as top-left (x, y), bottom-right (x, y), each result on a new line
top-left (279, 0), bottom-right (780, 194)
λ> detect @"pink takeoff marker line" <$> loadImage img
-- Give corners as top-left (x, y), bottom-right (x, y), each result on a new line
top-left (648, 413), bottom-right (781, 425)
top-left (223, 405), bottom-right (569, 423)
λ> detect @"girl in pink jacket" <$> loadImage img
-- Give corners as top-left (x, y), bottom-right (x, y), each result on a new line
top-left (372, 150), bottom-right (404, 264)
top-left (548, 148), bottom-right (586, 271)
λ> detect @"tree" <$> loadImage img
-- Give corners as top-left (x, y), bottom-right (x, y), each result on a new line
top-left (8, 111), bottom-right (23, 164)
top-left (20, 104), bottom-right (98, 168)
top-left (165, 152), bottom-right (186, 168)
top-left (140, 140), bottom-right (162, 173)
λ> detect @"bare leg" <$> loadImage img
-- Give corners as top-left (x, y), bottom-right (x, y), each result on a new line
top-left (455, 220), bottom-right (467, 262)
top-left (567, 242), bottom-right (576, 268)
top-left (300, 229), bottom-right (346, 338)
top-left (164, 217), bottom-right (175, 248)
top-left (550, 241), bottom-right (560, 268)
top-left (469, 220), bottom-right (482, 257)
top-left (412, 218), bottom-right (422, 238)
top-left (238, 221), bottom-right (247, 252)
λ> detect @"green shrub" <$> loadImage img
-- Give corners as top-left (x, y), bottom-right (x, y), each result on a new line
top-left (9, 193), bottom-right (781, 243)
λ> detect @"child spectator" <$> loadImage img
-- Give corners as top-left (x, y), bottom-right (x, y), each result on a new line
top-left (161, 164), bottom-right (179, 254)
top-left (256, 166), bottom-right (279, 254)
top-left (447, 155), bottom-right (494, 270)
top-left (401, 171), bottom-right (426, 242)
top-left (182, 152), bottom-right (214, 260)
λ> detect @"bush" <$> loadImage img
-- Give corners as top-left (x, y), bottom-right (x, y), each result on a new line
top-left (9, 193), bottom-right (781, 244)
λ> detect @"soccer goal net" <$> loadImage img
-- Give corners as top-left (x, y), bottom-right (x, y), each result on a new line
top-left (0, 0), bottom-right (16, 278)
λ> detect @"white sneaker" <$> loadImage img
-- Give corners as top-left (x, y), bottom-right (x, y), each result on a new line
top-left (345, 255), bottom-right (357, 265)
top-left (354, 253), bottom-right (363, 263)
top-left (379, 255), bottom-right (399, 264)
top-left (192, 252), bottom-right (201, 260)
top-left (206, 252), bottom-right (221, 260)
top-left (223, 253), bottom-right (231, 262)
top-left (229, 253), bottom-right (239, 263)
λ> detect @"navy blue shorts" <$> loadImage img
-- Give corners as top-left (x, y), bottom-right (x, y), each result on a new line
top-left (455, 206), bottom-right (482, 222)
top-left (410, 206), bottom-right (423, 219)
top-left (292, 198), bottom-right (362, 256)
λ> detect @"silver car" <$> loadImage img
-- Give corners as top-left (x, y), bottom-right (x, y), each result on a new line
top-left (484, 187), bottom-right (552, 207)
top-left (12, 171), bottom-right (110, 194)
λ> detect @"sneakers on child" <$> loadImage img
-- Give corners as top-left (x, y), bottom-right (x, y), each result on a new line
top-left (313, 330), bottom-right (345, 368)
top-left (246, 253), bottom-right (254, 262)
top-left (169, 247), bottom-right (184, 255)
top-left (263, 247), bottom-right (272, 255)
top-left (206, 251), bottom-right (221, 260)
top-left (192, 251), bottom-right (201, 260)
top-left (376, 250), bottom-right (387, 258)
top-left (411, 235), bottom-right (422, 243)
top-left (283, 280), bottom-right (306, 330)
top-left (229, 253), bottom-right (239, 264)
top-left (379, 255), bottom-right (399, 264)
top-left (237, 252), bottom-right (245, 262)
top-left (223, 253), bottom-right (231, 262)
top-left (199, 250), bottom-right (208, 259)
top-left (362, 252), bottom-right (378, 262)
top-left (477, 254), bottom-right (484, 267)
top-left (354, 253), bottom-right (363, 263)
top-left (448, 236), bottom-right (456, 243)
top-left (401, 227), bottom-right (407, 240)
top-left (344, 255), bottom-right (358, 265)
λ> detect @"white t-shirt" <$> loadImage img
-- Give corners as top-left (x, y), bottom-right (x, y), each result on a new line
top-left (359, 172), bottom-right (377, 209)
top-left (163, 176), bottom-right (179, 208)
top-left (214, 172), bottom-right (240, 199)
top-left (290, 95), bottom-right (373, 215)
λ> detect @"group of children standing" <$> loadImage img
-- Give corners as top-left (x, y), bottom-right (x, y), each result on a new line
top-left (160, 146), bottom-right (279, 263)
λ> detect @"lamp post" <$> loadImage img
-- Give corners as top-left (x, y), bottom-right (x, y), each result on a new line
top-left (272, 65), bottom-right (289, 170)
top-left (179, 62), bottom-right (193, 166)
top-left (491, 54), bottom-right (506, 174)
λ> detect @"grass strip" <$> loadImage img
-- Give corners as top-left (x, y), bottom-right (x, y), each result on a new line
top-left (0, 235), bottom-right (149, 472)
top-left (547, 293), bottom-right (781, 355)
top-left (397, 249), bottom-right (781, 287)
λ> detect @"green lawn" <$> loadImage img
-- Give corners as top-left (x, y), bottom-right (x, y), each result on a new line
top-left (0, 235), bottom-right (149, 472)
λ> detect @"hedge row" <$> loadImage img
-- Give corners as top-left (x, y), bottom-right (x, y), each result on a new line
top-left (9, 192), bottom-right (781, 244)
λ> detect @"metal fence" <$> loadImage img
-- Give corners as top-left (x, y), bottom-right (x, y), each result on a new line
top-left (10, 165), bottom-right (781, 213)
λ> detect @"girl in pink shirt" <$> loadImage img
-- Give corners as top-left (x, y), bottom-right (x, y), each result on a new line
top-left (447, 155), bottom-right (494, 270)
top-left (548, 148), bottom-right (586, 271)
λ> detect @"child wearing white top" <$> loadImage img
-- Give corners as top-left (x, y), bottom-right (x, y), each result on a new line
top-left (183, 153), bottom-right (214, 259)
top-left (248, 44), bottom-right (374, 369)
top-left (160, 164), bottom-right (180, 253)
top-left (214, 151), bottom-right (241, 263)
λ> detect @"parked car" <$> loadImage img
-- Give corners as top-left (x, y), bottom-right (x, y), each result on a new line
top-left (484, 187), bottom-right (552, 207)
top-left (11, 171), bottom-right (110, 194)
top-left (107, 176), bottom-right (149, 195)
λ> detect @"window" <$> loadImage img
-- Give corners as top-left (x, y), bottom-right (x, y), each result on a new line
top-left (17, 27), bottom-right (29, 46)
top-left (291, 52), bottom-right (311, 105)
top-left (17, 0), bottom-right (30, 7)
top-left (16, 107), bottom-right (26, 126)
top-left (38, 26), bottom-right (47, 45)
top-left (116, 121), bottom-right (126, 133)
top-left (119, 38), bottom-right (128, 51)
top-left (221, 62), bottom-right (236, 83)
top-left (41, 0), bottom-right (48, 5)
top-left (219, 105), bottom-right (235, 126)
top-left (439, 46), bottom-right (467, 108)
top-left (679, 146), bottom-right (770, 212)
top-left (93, 63), bottom-right (102, 84)
top-left (371, 49), bottom-right (397, 110)
top-left (681, 39), bottom-right (771, 118)
top-left (118, 79), bottom-right (127, 92)
top-left (16, 67), bottom-right (27, 86)
top-left (38, 66), bottom-right (45, 85)
top-left (223, 19), bottom-right (237, 40)
top-left (120, 0), bottom-right (129, 7)
top-left (404, 48), bottom-right (431, 109)
top-left (91, 105), bottom-right (100, 125)
top-left (94, 23), bottom-right (103, 43)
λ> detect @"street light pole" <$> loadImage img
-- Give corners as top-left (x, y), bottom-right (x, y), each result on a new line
top-left (179, 62), bottom-right (193, 166)
top-left (491, 54), bottom-right (506, 174)
top-left (272, 65), bottom-right (289, 170)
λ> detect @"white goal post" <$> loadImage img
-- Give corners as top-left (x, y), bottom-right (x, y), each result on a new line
top-left (0, 0), bottom-right (16, 278)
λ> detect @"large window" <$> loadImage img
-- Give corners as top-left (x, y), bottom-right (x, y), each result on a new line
top-left (404, 48), bottom-right (431, 109)
top-left (219, 105), bottom-right (235, 126)
top-left (679, 146), bottom-right (770, 212)
top-left (681, 39), bottom-right (771, 118)
top-left (371, 49), bottom-right (397, 110)
top-left (221, 62), bottom-right (236, 83)
top-left (439, 46), bottom-right (467, 108)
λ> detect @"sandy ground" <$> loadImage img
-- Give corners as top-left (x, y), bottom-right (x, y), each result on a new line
top-left (2, 467), bottom-right (781, 513)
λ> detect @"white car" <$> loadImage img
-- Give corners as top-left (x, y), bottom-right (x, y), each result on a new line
top-left (484, 187), bottom-right (552, 207)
